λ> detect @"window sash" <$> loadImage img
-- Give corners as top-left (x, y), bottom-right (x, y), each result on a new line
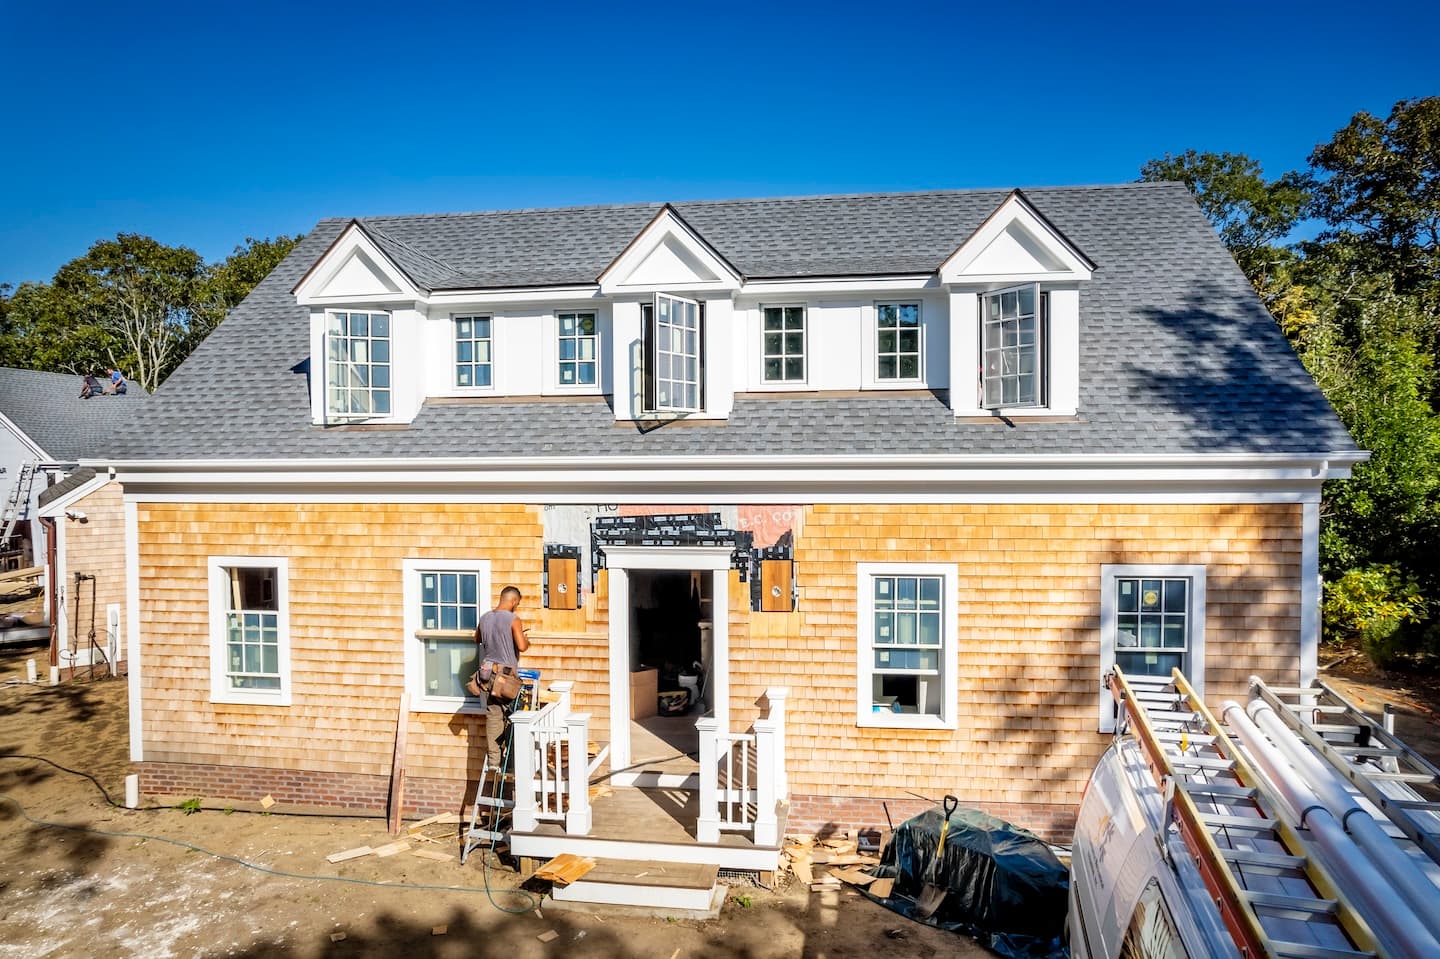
top-left (981, 285), bottom-right (1044, 409)
top-left (875, 302), bottom-right (922, 380)
top-left (761, 305), bottom-right (806, 382)
top-left (1114, 576), bottom-right (1190, 679)
top-left (648, 294), bottom-right (702, 412)
top-left (418, 570), bottom-right (482, 632)
top-left (326, 311), bottom-right (392, 417)
top-left (454, 315), bottom-right (493, 388)
top-left (557, 311), bottom-right (598, 386)
top-left (868, 573), bottom-right (944, 714)
top-left (212, 560), bottom-right (287, 702)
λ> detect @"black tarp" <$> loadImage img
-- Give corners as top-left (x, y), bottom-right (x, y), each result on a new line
top-left (866, 804), bottom-right (1068, 959)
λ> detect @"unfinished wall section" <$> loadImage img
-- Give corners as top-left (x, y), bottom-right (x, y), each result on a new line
top-left (57, 479), bottom-right (129, 675)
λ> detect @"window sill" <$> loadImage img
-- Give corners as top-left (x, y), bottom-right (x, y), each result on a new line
top-left (211, 688), bottom-right (291, 707)
top-left (855, 711), bottom-right (955, 731)
top-left (953, 406), bottom-right (1079, 422)
top-left (412, 695), bottom-right (487, 715)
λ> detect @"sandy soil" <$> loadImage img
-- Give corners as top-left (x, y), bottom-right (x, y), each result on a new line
top-left (0, 643), bottom-right (985, 959)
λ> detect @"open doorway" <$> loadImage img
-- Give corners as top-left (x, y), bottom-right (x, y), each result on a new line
top-left (626, 569), bottom-right (711, 767)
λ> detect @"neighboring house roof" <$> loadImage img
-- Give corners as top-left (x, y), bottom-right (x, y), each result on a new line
top-left (104, 182), bottom-right (1360, 461)
top-left (0, 368), bottom-right (149, 462)
top-left (38, 466), bottom-right (97, 508)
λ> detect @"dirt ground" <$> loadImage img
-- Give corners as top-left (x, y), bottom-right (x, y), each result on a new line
top-left (0, 644), bottom-right (986, 959)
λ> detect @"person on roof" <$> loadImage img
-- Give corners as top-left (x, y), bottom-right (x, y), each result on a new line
top-left (79, 374), bottom-right (102, 399)
top-left (106, 367), bottom-right (127, 395)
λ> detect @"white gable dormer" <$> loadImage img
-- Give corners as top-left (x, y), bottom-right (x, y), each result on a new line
top-left (938, 191), bottom-right (1094, 285)
top-left (943, 192), bottom-right (1094, 419)
top-left (293, 221), bottom-right (423, 306)
top-left (598, 206), bottom-right (741, 296)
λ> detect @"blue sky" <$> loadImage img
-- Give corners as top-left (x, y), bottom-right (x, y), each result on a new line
top-left (1, 0), bottom-right (1433, 284)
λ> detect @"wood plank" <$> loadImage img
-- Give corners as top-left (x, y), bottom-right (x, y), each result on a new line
top-left (407, 812), bottom-right (460, 834)
top-left (325, 845), bottom-right (373, 863)
top-left (374, 840), bottom-right (410, 857)
top-left (831, 867), bottom-right (878, 886)
top-left (386, 692), bottom-right (409, 836)
top-left (412, 849), bottom-right (454, 862)
top-left (870, 877), bottom-right (894, 898)
top-left (534, 853), bottom-right (597, 886)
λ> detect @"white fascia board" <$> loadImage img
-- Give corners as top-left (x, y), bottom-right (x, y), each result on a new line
top-left (34, 474), bottom-right (109, 518)
top-left (938, 192), bottom-right (1094, 285)
top-left (427, 286), bottom-right (603, 307)
top-left (293, 222), bottom-right (423, 305)
top-left (597, 207), bottom-right (741, 295)
top-left (738, 275), bottom-right (940, 297)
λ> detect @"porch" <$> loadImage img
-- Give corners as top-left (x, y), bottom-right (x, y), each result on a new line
top-left (498, 680), bottom-right (790, 885)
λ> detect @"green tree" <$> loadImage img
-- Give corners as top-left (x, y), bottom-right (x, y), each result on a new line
top-left (0, 279), bottom-right (116, 373)
top-left (52, 234), bottom-right (205, 392)
top-left (1308, 97), bottom-right (1440, 309)
top-left (188, 235), bottom-right (302, 351)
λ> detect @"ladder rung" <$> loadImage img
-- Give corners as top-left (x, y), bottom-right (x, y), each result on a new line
top-left (1201, 813), bottom-right (1277, 833)
top-left (1145, 709), bottom-right (1201, 723)
top-left (1156, 731), bottom-right (1217, 745)
top-left (1219, 847), bottom-right (1306, 871)
top-left (1266, 686), bottom-right (1324, 696)
top-left (1271, 941), bottom-right (1375, 959)
top-left (1389, 799), bottom-right (1440, 814)
top-left (1334, 746), bottom-right (1406, 758)
top-left (1245, 890), bottom-right (1339, 918)
top-left (1362, 770), bottom-right (1436, 783)
top-left (1180, 780), bottom-right (1255, 801)
top-left (1282, 703), bottom-right (1349, 715)
top-left (1173, 756), bottom-right (1237, 771)
top-left (1311, 724), bottom-right (1362, 735)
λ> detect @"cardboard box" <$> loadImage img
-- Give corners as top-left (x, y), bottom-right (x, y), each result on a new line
top-left (630, 668), bottom-right (657, 719)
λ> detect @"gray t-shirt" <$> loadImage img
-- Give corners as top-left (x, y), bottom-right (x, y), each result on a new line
top-left (476, 609), bottom-right (519, 668)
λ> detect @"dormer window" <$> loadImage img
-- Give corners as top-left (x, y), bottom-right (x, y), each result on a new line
top-left (981, 285), bottom-right (1045, 409)
top-left (557, 312), bottom-right (598, 387)
top-left (455, 315), bottom-right (492, 388)
top-left (326, 311), bottom-right (391, 418)
top-left (642, 293), bottom-right (703, 413)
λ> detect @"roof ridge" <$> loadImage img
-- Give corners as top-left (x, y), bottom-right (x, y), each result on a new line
top-left (343, 182), bottom-right (1176, 225)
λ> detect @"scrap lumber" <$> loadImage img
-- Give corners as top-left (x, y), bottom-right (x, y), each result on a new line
top-left (374, 840), bottom-right (410, 858)
top-left (329, 932), bottom-right (347, 942)
top-left (431, 925), bottom-right (448, 936)
top-left (407, 812), bottom-right (460, 834)
top-left (534, 853), bottom-right (597, 886)
top-left (326, 845), bottom-right (373, 864)
top-left (870, 877), bottom-right (895, 898)
top-left (0, 566), bottom-right (42, 585)
top-left (259, 794), bottom-right (276, 809)
top-left (386, 692), bottom-right (410, 836)
top-left (537, 930), bottom-right (559, 943)
top-left (412, 849), bottom-right (454, 862)
top-left (831, 867), bottom-right (878, 886)
top-left (790, 858), bottom-right (813, 884)
top-left (825, 854), bottom-right (879, 866)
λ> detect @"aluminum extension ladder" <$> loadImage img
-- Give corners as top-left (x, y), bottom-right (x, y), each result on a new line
top-left (1111, 668), bottom-right (1382, 959)
top-left (1252, 677), bottom-right (1440, 870)
top-left (1, 461), bottom-right (36, 548)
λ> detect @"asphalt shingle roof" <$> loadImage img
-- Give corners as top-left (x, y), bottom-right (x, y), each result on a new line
top-left (0, 368), bottom-right (149, 462)
top-left (102, 182), bottom-right (1359, 462)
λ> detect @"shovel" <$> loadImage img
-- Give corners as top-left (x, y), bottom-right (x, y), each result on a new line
top-left (914, 794), bottom-right (958, 919)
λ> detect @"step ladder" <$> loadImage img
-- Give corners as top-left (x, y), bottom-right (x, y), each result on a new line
top-left (1110, 667), bottom-right (1381, 959)
top-left (1, 461), bottom-right (36, 549)
top-left (1253, 677), bottom-right (1440, 868)
top-left (460, 753), bottom-right (514, 866)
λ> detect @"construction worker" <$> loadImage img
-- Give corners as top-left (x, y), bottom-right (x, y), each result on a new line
top-left (474, 586), bottom-right (530, 769)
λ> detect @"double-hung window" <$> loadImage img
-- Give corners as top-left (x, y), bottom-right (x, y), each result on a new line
top-left (857, 563), bottom-right (957, 728)
top-left (875, 303), bottom-right (922, 381)
top-left (981, 285), bottom-right (1045, 408)
top-left (642, 293), bottom-right (703, 413)
top-left (761, 305), bottom-right (806, 383)
top-left (209, 557), bottom-right (290, 705)
top-left (403, 559), bottom-right (490, 712)
top-left (557, 311), bottom-right (598, 386)
top-left (326, 311), bottom-right (391, 417)
top-left (455, 315), bottom-right (492, 388)
top-left (1099, 564), bottom-right (1207, 732)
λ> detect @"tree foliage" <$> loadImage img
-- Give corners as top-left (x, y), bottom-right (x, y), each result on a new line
top-left (1, 232), bottom-right (301, 391)
top-left (1146, 96), bottom-right (1440, 666)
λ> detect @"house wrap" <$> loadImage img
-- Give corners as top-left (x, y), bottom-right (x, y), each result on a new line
top-left (100, 182), bottom-right (1362, 846)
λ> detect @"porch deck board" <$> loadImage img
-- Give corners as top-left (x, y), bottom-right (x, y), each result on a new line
top-left (528, 785), bottom-right (770, 850)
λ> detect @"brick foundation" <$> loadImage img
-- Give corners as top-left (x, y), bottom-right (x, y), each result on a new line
top-left (785, 794), bottom-right (1077, 845)
top-left (136, 761), bottom-right (473, 818)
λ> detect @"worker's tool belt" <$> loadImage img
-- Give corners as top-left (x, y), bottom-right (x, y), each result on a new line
top-left (470, 660), bottom-right (521, 702)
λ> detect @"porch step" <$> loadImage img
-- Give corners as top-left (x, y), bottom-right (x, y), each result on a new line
top-left (548, 858), bottom-right (723, 918)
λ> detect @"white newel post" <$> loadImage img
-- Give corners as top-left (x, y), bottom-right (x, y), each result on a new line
top-left (551, 680), bottom-right (574, 717)
top-left (765, 687), bottom-right (789, 800)
top-left (696, 717), bottom-right (721, 843)
top-left (509, 710), bottom-right (539, 832)
top-left (753, 718), bottom-right (778, 846)
top-left (565, 712), bottom-right (592, 834)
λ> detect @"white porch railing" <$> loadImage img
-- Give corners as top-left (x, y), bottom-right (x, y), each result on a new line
top-left (696, 687), bottom-right (788, 846)
top-left (509, 681), bottom-right (592, 835)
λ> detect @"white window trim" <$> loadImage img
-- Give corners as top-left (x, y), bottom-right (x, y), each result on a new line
top-left (554, 310), bottom-right (602, 393)
top-left (402, 558), bottom-right (491, 714)
top-left (980, 283), bottom-right (1045, 411)
top-left (758, 303), bottom-right (809, 387)
top-left (208, 556), bottom-right (292, 707)
top-left (868, 301), bottom-right (925, 387)
top-left (855, 562), bottom-right (959, 730)
top-left (1098, 564), bottom-right (1207, 733)
top-left (324, 309), bottom-right (394, 421)
top-left (452, 313), bottom-right (496, 392)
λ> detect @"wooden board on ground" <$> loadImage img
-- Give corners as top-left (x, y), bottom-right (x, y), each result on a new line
top-left (386, 691), bottom-right (410, 836)
top-left (411, 849), bottom-right (453, 862)
top-left (533, 853), bottom-right (596, 886)
top-left (374, 840), bottom-right (410, 857)
top-left (407, 812), bottom-right (460, 834)
top-left (826, 854), bottom-right (879, 866)
top-left (326, 845), bottom-right (373, 864)
top-left (869, 877), bottom-right (895, 898)
top-left (790, 858), bottom-right (813, 884)
top-left (537, 930), bottom-right (559, 943)
top-left (831, 867), bottom-right (878, 886)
